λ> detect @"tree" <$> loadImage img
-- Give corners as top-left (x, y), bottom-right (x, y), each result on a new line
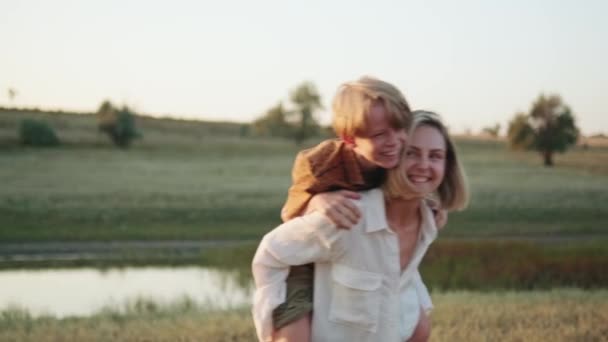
top-left (482, 123), bottom-right (501, 138)
top-left (8, 88), bottom-right (17, 104)
top-left (251, 81), bottom-right (323, 144)
top-left (252, 102), bottom-right (292, 137)
top-left (288, 82), bottom-right (322, 145)
top-left (19, 119), bottom-right (60, 147)
top-left (96, 100), bottom-right (141, 149)
top-left (507, 94), bottom-right (579, 166)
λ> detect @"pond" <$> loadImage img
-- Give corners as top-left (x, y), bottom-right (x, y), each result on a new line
top-left (0, 266), bottom-right (253, 317)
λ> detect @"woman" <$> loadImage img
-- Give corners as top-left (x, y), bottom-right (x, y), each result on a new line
top-left (252, 111), bottom-right (469, 341)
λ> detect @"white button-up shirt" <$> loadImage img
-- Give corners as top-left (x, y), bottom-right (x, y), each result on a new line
top-left (252, 188), bottom-right (438, 342)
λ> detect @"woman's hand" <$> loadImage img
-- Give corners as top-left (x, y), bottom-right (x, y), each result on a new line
top-left (305, 190), bottom-right (362, 229)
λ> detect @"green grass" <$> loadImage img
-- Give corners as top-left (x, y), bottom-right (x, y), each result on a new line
top-left (421, 239), bottom-right (608, 290)
top-left (1, 109), bottom-right (607, 242)
top-left (0, 139), bottom-right (296, 241)
top-left (1, 289), bottom-right (606, 342)
top-left (5, 240), bottom-right (606, 290)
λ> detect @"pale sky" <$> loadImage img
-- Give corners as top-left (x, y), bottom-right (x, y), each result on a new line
top-left (2, 0), bottom-right (607, 135)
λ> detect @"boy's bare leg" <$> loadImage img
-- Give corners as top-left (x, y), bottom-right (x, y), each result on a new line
top-left (272, 314), bottom-right (311, 342)
top-left (408, 308), bottom-right (431, 342)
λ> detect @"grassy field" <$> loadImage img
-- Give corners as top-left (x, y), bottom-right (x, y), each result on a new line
top-left (0, 140), bottom-right (295, 241)
top-left (1, 289), bottom-right (606, 342)
top-left (1, 109), bottom-right (608, 242)
top-left (2, 110), bottom-right (607, 341)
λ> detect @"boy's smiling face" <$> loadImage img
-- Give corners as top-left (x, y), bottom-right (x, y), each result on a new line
top-left (350, 101), bottom-right (407, 169)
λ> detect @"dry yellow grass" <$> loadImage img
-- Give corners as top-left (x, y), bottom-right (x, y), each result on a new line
top-left (581, 136), bottom-right (608, 148)
top-left (453, 133), bottom-right (608, 148)
top-left (1, 290), bottom-right (606, 342)
top-left (0, 309), bottom-right (256, 342)
top-left (430, 289), bottom-right (608, 342)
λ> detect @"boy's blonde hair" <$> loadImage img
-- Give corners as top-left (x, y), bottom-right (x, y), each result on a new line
top-left (332, 76), bottom-right (411, 137)
top-left (383, 110), bottom-right (469, 211)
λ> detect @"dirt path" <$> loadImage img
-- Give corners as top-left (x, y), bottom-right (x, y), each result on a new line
top-left (0, 240), bottom-right (257, 262)
top-left (1, 235), bottom-right (605, 263)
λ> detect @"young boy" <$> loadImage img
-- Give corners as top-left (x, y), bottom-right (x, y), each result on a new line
top-left (270, 76), bottom-right (439, 342)
top-left (282, 76), bottom-right (410, 223)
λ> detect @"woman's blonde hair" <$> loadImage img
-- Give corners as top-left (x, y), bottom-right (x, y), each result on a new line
top-left (332, 76), bottom-right (411, 137)
top-left (383, 110), bottom-right (469, 211)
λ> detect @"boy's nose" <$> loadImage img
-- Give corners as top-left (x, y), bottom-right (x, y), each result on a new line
top-left (397, 130), bottom-right (407, 144)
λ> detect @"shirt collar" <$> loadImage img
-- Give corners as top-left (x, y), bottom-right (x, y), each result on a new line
top-left (362, 189), bottom-right (439, 239)
top-left (362, 188), bottom-right (391, 233)
top-left (418, 200), bottom-right (438, 242)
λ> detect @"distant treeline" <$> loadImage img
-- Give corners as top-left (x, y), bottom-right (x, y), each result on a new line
top-left (0, 106), bottom-right (249, 137)
top-left (0, 81), bottom-right (332, 149)
top-left (0, 106), bottom-right (332, 150)
top-left (0, 103), bottom-right (332, 149)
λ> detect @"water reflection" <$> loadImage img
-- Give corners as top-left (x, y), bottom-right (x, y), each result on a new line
top-left (0, 266), bottom-right (253, 317)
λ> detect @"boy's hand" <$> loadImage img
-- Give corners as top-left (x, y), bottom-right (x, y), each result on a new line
top-left (306, 190), bottom-right (362, 229)
top-left (434, 209), bottom-right (448, 229)
top-left (426, 198), bottom-right (448, 229)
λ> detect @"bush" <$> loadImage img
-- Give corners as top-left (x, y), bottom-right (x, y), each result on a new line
top-left (97, 101), bottom-right (141, 149)
top-left (19, 119), bottom-right (60, 147)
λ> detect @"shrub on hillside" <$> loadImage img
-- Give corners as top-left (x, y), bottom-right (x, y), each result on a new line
top-left (19, 119), bottom-right (60, 147)
top-left (97, 100), bottom-right (141, 149)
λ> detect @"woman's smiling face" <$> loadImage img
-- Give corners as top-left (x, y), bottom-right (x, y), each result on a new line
top-left (403, 124), bottom-right (447, 195)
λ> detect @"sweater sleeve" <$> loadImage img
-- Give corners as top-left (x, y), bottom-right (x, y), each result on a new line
top-left (280, 150), bottom-right (317, 221)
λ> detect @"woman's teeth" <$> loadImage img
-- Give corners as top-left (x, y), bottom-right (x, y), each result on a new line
top-left (409, 176), bottom-right (430, 183)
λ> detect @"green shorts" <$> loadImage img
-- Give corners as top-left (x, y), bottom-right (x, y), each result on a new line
top-left (272, 263), bottom-right (314, 329)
